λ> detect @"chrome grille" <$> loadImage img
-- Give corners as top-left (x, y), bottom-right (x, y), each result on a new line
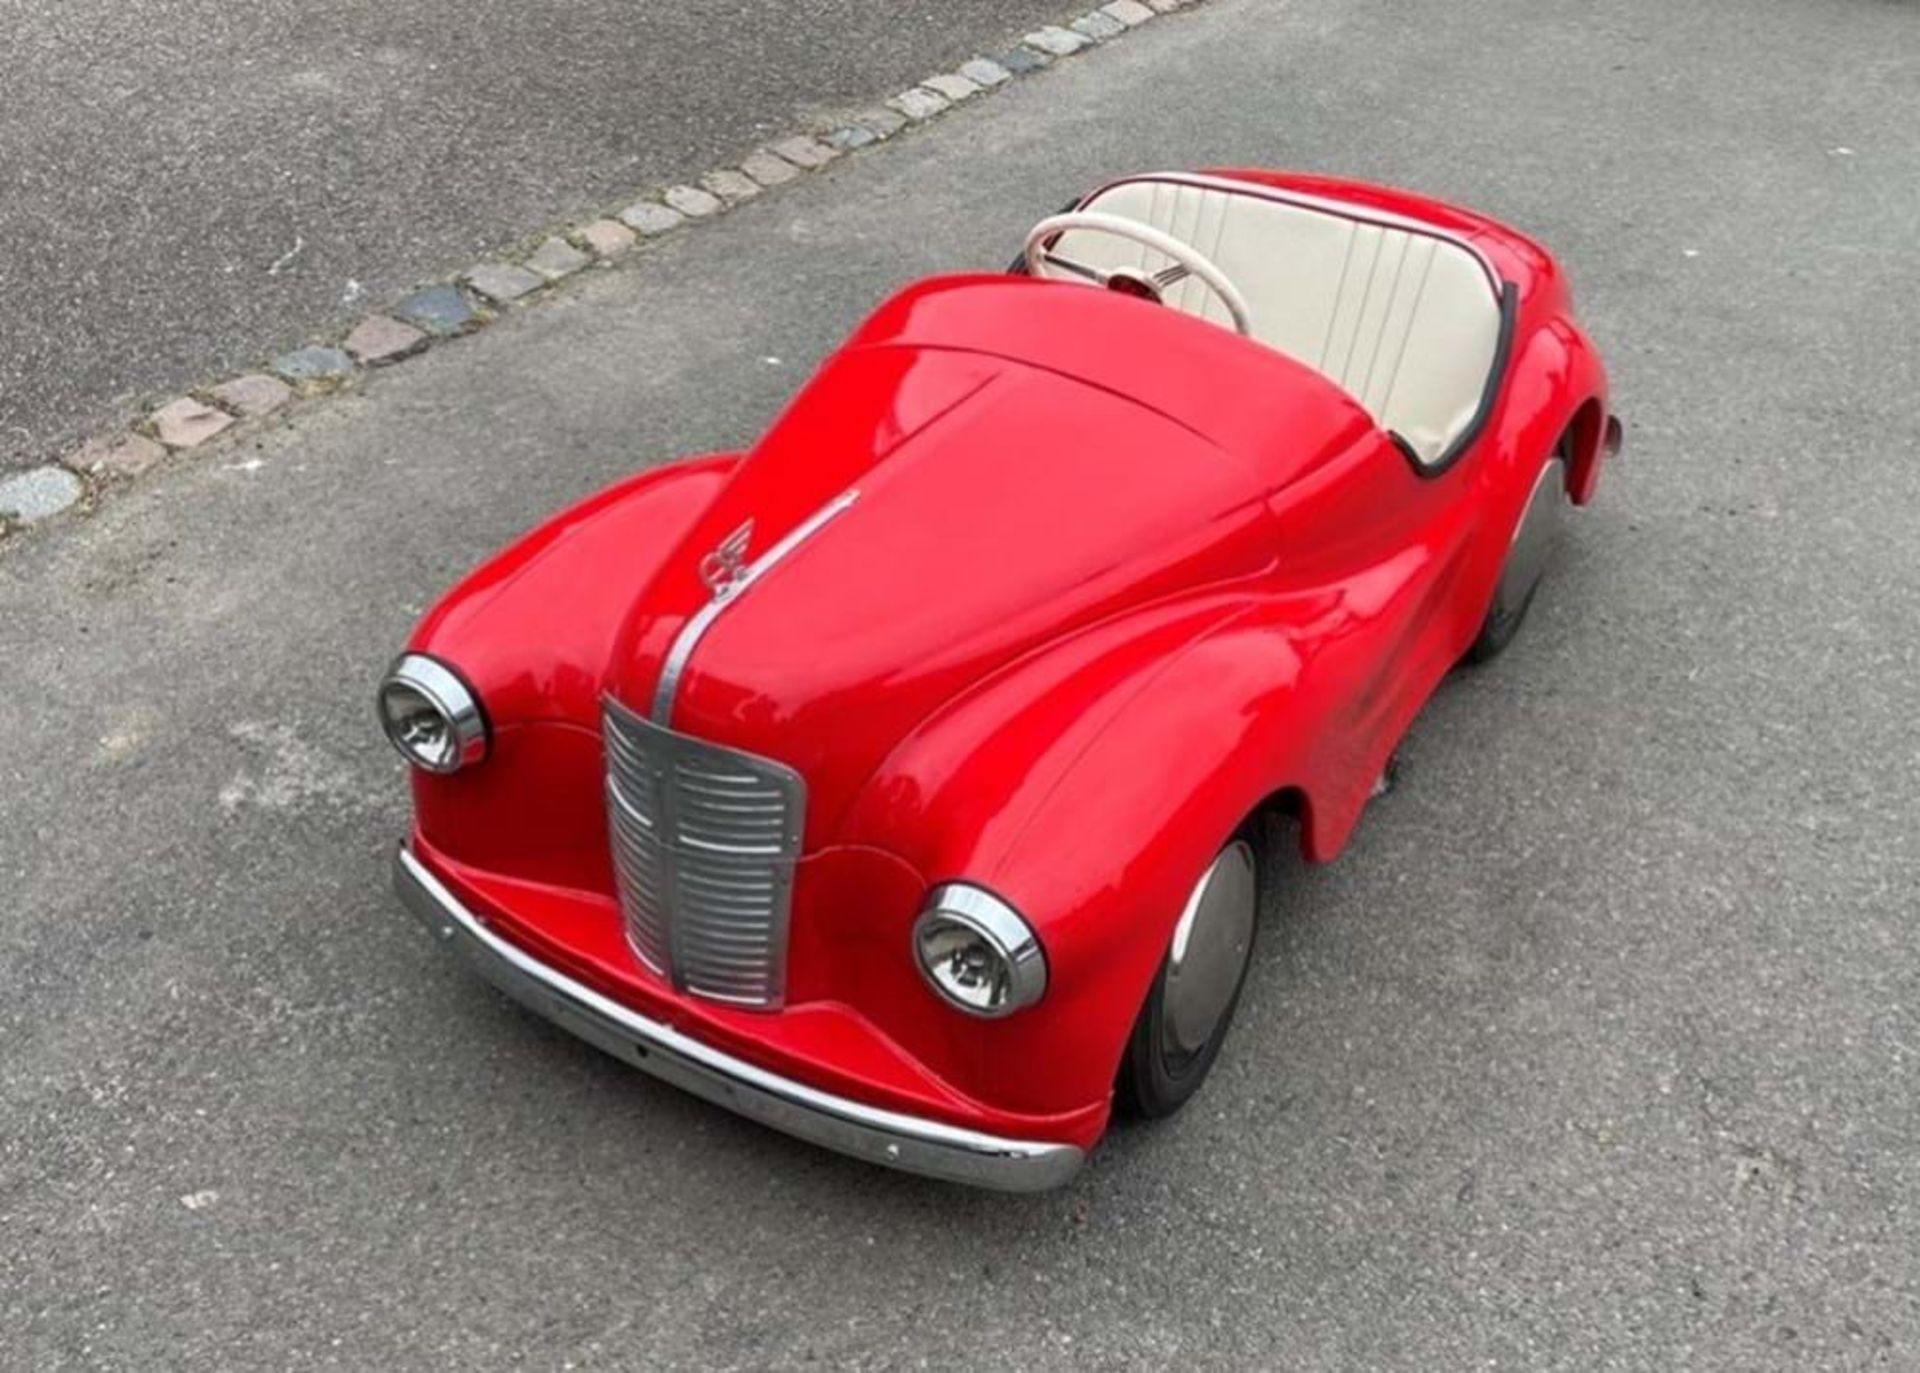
top-left (603, 696), bottom-right (804, 1008)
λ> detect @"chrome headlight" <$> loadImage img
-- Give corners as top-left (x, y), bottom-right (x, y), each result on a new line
top-left (913, 884), bottom-right (1047, 1017)
top-left (376, 654), bottom-right (488, 774)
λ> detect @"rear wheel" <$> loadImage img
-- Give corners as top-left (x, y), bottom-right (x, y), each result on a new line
top-left (1465, 436), bottom-right (1572, 664)
top-left (1118, 831), bottom-right (1260, 1119)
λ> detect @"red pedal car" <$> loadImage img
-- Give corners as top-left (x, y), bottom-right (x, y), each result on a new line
top-left (381, 170), bottom-right (1618, 1190)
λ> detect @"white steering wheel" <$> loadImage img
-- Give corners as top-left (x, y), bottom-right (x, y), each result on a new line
top-left (1023, 211), bottom-right (1254, 337)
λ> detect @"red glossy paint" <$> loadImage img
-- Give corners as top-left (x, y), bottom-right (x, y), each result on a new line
top-left (398, 171), bottom-right (1614, 1157)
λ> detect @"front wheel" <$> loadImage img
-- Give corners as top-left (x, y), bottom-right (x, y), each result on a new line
top-left (1118, 832), bottom-right (1260, 1119)
top-left (1465, 440), bottom-right (1570, 665)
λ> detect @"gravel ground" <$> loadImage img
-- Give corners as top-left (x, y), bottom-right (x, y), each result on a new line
top-left (3, 0), bottom-right (1917, 1366)
top-left (0, 0), bottom-right (1077, 474)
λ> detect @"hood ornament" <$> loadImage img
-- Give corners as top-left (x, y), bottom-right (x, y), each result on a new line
top-left (698, 519), bottom-right (754, 598)
top-left (654, 491), bottom-right (859, 723)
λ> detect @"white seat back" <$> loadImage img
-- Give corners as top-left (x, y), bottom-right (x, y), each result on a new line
top-left (1058, 174), bottom-right (1506, 464)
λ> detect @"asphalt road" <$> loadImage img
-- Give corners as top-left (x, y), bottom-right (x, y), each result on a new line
top-left (6, 0), bottom-right (1919, 1366)
top-left (0, 0), bottom-right (1073, 475)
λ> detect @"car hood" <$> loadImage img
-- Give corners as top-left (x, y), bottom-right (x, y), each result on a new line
top-left (606, 295), bottom-right (1292, 848)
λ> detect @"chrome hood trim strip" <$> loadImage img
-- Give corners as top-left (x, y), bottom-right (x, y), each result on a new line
top-left (652, 489), bottom-right (861, 725)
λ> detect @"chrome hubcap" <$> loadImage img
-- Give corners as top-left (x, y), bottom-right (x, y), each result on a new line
top-left (1489, 456), bottom-right (1566, 631)
top-left (1163, 841), bottom-right (1257, 1061)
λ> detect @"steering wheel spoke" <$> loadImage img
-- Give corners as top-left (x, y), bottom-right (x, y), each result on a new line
top-left (1037, 251), bottom-right (1109, 285)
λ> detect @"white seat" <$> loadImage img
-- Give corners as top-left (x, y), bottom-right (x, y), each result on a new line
top-left (1056, 173), bottom-right (1506, 464)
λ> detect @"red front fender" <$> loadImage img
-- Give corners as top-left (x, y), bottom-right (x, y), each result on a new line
top-left (838, 593), bottom-right (1341, 1118)
top-left (405, 455), bottom-right (738, 884)
top-left (972, 614), bottom-right (1334, 1109)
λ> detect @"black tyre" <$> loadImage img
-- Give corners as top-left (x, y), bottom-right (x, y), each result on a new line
top-left (1117, 829), bottom-right (1261, 1119)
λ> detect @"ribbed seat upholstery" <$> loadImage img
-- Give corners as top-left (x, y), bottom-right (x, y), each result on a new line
top-left (1058, 174), bottom-right (1506, 464)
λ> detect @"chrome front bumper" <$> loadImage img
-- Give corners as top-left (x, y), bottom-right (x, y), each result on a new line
top-left (394, 846), bottom-right (1085, 1192)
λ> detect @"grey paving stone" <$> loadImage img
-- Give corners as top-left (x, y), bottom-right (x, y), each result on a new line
top-left (661, 185), bottom-right (723, 218)
top-left (824, 125), bottom-right (879, 152)
top-left (851, 107), bottom-right (908, 139)
top-left (272, 345), bottom-right (355, 386)
top-left (1102, 0), bottom-right (1157, 25)
top-left (700, 169), bottom-right (761, 204)
top-left (462, 262), bottom-right (545, 304)
top-left (999, 46), bottom-right (1051, 75)
top-left (210, 374), bottom-right (293, 418)
top-left (344, 315), bottom-right (430, 367)
top-left (393, 284), bottom-right (477, 337)
top-left (741, 150), bottom-right (802, 187)
top-left (923, 72), bottom-right (983, 102)
top-left (73, 432), bottom-right (167, 480)
top-left (1073, 11), bottom-right (1128, 40)
top-left (620, 199), bottom-right (690, 234)
top-left (577, 219), bottom-right (637, 258)
top-left (770, 135), bottom-right (837, 168)
top-left (958, 57), bottom-right (1014, 88)
top-left (149, 396), bottom-right (234, 448)
top-left (886, 87), bottom-right (950, 122)
top-left (1146, 0), bottom-right (1190, 10)
top-left (0, 465), bottom-right (83, 524)
top-left (1023, 25), bottom-right (1090, 56)
top-left (525, 236), bottom-right (592, 280)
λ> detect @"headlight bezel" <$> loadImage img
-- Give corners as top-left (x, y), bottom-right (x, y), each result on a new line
top-left (913, 884), bottom-right (1048, 1018)
top-left (377, 653), bottom-right (490, 775)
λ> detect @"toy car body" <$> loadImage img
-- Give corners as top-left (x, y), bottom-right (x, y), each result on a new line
top-left (383, 170), bottom-right (1617, 1191)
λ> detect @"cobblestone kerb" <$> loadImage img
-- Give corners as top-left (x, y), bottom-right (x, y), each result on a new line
top-left (4, 0), bottom-right (1207, 537)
